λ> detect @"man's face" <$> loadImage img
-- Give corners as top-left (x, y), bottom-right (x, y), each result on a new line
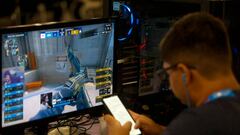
top-left (163, 62), bottom-right (188, 104)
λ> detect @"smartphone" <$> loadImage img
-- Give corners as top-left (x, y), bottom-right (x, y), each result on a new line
top-left (103, 95), bottom-right (141, 135)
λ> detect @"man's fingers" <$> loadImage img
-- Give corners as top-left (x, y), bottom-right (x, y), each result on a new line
top-left (123, 121), bottom-right (132, 131)
top-left (128, 110), bottom-right (140, 120)
top-left (128, 110), bottom-right (142, 129)
top-left (104, 114), bottom-right (116, 125)
top-left (134, 120), bottom-right (141, 129)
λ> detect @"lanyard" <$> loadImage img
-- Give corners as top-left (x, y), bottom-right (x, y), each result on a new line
top-left (206, 89), bottom-right (236, 103)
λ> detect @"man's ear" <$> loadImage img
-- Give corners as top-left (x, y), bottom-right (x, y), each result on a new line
top-left (177, 63), bottom-right (192, 85)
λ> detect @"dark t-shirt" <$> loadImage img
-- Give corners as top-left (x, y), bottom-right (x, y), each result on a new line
top-left (163, 91), bottom-right (240, 135)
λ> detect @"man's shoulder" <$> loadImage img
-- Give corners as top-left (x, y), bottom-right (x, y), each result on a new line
top-left (197, 90), bottom-right (240, 115)
top-left (186, 90), bottom-right (240, 122)
top-left (164, 91), bottom-right (240, 135)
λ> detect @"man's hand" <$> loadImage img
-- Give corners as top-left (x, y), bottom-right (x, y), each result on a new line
top-left (104, 114), bottom-right (132, 135)
top-left (129, 110), bottom-right (166, 135)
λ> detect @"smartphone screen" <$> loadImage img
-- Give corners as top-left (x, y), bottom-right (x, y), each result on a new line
top-left (103, 95), bottom-right (141, 135)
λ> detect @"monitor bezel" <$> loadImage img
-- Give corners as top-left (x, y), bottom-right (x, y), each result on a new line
top-left (0, 18), bottom-right (118, 130)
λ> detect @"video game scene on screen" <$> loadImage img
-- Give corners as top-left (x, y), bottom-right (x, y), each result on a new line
top-left (1, 23), bottom-right (114, 127)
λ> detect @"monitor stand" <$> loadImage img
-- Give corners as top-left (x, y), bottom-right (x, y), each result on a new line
top-left (2, 123), bottom-right (49, 135)
top-left (34, 122), bottom-right (49, 135)
top-left (2, 127), bottom-right (24, 135)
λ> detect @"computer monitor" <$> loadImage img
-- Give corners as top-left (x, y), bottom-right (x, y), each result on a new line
top-left (0, 18), bottom-right (116, 129)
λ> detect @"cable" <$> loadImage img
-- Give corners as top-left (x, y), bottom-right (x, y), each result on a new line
top-left (48, 114), bottom-right (98, 135)
top-left (85, 118), bottom-right (97, 131)
top-left (56, 126), bottom-right (64, 135)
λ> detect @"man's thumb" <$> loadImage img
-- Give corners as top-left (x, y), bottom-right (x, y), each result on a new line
top-left (123, 121), bottom-right (132, 131)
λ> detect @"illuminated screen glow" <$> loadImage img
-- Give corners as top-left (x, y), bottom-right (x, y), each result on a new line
top-left (1, 21), bottom-right (114, 127)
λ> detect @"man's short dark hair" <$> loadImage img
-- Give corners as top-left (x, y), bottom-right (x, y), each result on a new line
top-left (160, 12), bottom-right (232, 79)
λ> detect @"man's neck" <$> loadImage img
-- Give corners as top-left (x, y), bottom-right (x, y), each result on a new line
top-left (195, 75), bottom-right (240, 107)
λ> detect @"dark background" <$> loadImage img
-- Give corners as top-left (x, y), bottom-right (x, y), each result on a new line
top-left (0, 0), bottom-right (239, 127)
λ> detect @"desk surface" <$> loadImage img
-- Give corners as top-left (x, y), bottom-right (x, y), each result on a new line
top-left (48, 122), bottom-right (101, 135)
top-left (47, 117), bottom-right (106, 135)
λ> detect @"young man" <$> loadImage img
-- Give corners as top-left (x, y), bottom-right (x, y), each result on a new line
top-left (104, 12), bottom-right (240, 135)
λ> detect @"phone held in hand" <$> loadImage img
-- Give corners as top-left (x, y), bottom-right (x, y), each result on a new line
top-left (103, 95), bottom-right (141, 135)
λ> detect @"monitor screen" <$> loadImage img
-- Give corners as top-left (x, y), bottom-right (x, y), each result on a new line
top-left (1, 19), bottom-right (115, 128)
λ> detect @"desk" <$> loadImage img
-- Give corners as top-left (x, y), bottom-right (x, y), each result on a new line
top-left (47, 117), bottom-right (106, 135)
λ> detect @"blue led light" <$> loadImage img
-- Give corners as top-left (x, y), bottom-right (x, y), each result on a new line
top-left (128, 27), bottom-right (133, 35)
top-left (136, 18), bottom-right (139, 25)
top-left (122, 4), bottom-right (134, 25)
top-left (233, 47), bottom-right (238, 54)
top-left (118, 4), bottom-right (135, 42)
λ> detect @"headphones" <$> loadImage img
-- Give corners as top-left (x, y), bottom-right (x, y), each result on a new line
top-left (182, 73), bottom-right (192, 108)
top-left (182, 73), bottom-right (186, 84)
